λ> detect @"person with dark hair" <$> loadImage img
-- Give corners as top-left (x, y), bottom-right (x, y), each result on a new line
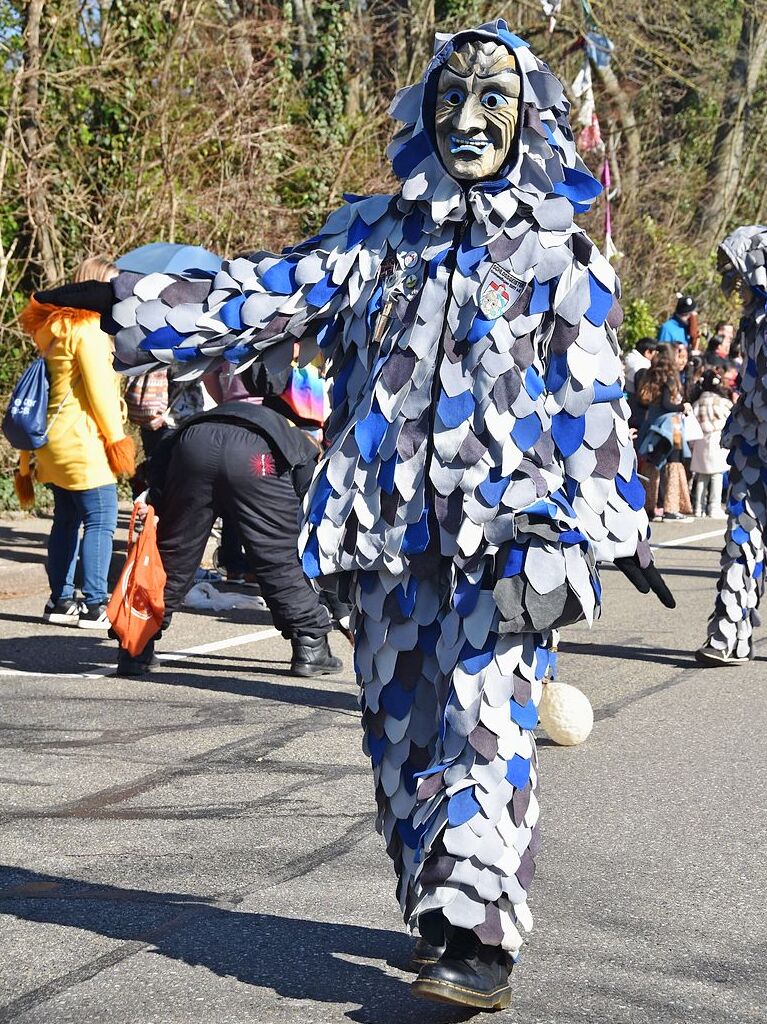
top-left (658, 295), bottom-right (698, 347)
top-left (623, 338), bottom-right (655, 395)
top-left (636, 343), bottom-right (693, 521)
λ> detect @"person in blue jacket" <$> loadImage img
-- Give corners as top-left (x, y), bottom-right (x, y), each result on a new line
top-left (658, 294), bottom-right (697, 345)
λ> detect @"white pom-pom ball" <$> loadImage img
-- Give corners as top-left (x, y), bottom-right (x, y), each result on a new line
top-left (538, 681), bottom-right (594, 746)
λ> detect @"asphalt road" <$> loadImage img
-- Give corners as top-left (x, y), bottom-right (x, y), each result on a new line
top-left (0, 511), bottom-right (764, 1024)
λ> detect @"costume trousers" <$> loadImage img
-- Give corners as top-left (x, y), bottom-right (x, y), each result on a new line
top-left (706, 466), bottom-right (767, 658)
top-left (157, 422), bottom-right (329, 638)
top-left (353, 561), bottom-right (548, 959)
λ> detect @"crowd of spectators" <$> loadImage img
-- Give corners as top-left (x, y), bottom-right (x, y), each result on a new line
top-left (626, 294), bottom-right (740, 523)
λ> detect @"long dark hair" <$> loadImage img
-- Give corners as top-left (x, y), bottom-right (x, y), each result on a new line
top-left (637, 343), bottom-right (682, 406)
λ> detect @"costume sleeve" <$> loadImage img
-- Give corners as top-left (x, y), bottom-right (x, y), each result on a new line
top-left (75, 319), bottom-right (136, 476)
top-left (75, 320), bottom-right (128, 444)
top-left (105, 196), bottom-right (393, 383)
top-left (548, 246), bottom-right (650, 564)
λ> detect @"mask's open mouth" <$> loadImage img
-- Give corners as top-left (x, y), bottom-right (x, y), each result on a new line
top-left (449, 134), bottom-right (491, 156)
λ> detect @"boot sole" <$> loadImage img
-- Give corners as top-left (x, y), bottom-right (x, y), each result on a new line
top-left (290, 663), bottom-right (342, 678)
top-left (43, 614), bottom-right (80, 627)
top-left (411, 977), bottom-right (511, 1010)
top-left (695, 648), bottom-right (749, 667)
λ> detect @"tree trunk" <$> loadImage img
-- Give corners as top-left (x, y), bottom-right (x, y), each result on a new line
top-left (698, 3), bottom-right (767, 243)
top-left (20, 0), bottom-right (63, 285)
top-left (592, 61), bottom-right (640, 207)
top-left (372, 0), bottom-right (435, 90)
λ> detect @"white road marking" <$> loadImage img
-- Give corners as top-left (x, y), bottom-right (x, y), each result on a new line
top-left (157, 628), bottom-right (281, 660)
top-left (0, 627), bottom-right (283, 680)
top-left (652, 528), bottom-right (726, 549)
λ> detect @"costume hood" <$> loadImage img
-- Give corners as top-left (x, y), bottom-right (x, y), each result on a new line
top-left (386, 18), bottom-right (602, 233)
top-left (719, 225), bottom-right (767, 295)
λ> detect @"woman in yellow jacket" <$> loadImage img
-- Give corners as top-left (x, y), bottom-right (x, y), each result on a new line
top-left (16, 257), bottom-right (135, 628)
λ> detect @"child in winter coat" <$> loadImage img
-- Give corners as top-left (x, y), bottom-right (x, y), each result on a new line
top-left (690, 368), bottom-right (733, 518)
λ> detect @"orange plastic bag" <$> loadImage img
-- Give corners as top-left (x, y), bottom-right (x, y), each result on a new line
top-left (107, 504), bottom-right (166, 656)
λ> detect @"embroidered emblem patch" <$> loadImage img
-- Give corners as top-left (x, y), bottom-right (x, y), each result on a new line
top-left (480, 264), bottom-right (525, 319)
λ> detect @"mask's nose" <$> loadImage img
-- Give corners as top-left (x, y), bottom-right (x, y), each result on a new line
top-left (453, 94), bottom-right (487, 134)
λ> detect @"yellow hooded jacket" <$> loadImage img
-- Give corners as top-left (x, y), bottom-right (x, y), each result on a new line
top-left (15, 299), bottom-right (135, 505)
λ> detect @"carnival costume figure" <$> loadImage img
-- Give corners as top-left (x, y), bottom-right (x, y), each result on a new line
top-left (36, 20), bottom-right (674, 1010)
top-left (697, 226), bottom-right (767, 667)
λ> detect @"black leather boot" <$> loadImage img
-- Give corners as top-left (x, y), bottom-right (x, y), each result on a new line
top-left (290, 635), bottom-right (342, 677)
top-left (116, 639), bottom-right (159, 678)
top-left (407, 936), bottom-right (446, 973)
top-left (411, 927), bottom-right (512, 1010)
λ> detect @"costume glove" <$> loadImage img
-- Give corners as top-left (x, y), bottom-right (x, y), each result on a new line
top-left (35, 280), bottom-right (115, 315)
top-left (614, 555), bottom-right (675, 609)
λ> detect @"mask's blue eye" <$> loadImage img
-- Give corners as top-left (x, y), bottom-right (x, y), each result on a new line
top-left (481, 92), bottom-right (508, 110)
top-left (443, 89), bottom-right (464, 106)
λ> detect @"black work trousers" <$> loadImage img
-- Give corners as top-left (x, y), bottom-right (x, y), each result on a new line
top-left (157, 421), bottom-right (329, 639)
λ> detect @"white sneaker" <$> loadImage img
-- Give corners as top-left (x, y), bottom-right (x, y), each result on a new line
top-left (78, 604), bottom-right (110, 630)
top-left (43, 598), bottom-right (81, 627)
top-left (707, 509), bottom-right (728, 520)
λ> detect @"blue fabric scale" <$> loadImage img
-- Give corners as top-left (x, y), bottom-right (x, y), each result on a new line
top-left (505, 754), bottom-right (531, 789)
top-left (511, 413), bottom-right (542, 451)
top-left (454, 573), bottom-right (482, 615)
top-left (525, 366), bottom-right (546, 399)
top-left (402, 511), bottom-right (430, 553)
top-left (615, 471), bottom-right (646, 512)
top-left (381, 678), bottom-right (414, 720)
top-left (478, 467), bottom-right (509, 505)
top-left (368, 732), bottom-right (387, 767)
top-left (347, 215), bottom-right (374, 246)
top-left (355, 403), bottom-right (388, 463)
top-left (553, 166), bottom-right (603, 204)
top-left (466, 313), bottom-right (495, 344)
top-left (219, 294), bottom-right (246, 329)
top-left (503, 543), bottom-right (526, 577)
top-left (139, 324), bottom-right (186, 350)
top-left (437, 389), bottom-right (475, 428)
top-left (552, 410), bottom-right (586, 457)
top-left (392, 131), bottom-right (432, 179)
top-left (301, 532), bottom-right (321, 579)
top-left (529, 278), bottom-right (551, 315)
top-left (306, 273), bottom-right (341, 309)
top-left (395, 577), bottom-right (418, 617)
top-left (585, 273), bottom-right (613, 326)
top-left (447, 787), bottom-right (481, 827)
top-left (459, 635), bottom-right (495, 674)
top-left (261, 258), bottom-right (298, 294)
top-left (378, 453), bottom-right (397, 494)
top-left (510, 698), bottom-right (538, 730)
top-left (308, 471), bottom-right (333, 526)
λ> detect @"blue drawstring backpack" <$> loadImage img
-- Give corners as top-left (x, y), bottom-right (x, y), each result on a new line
top-left (2, 347), bottom-right (72, 450)
top-left (2, 357), bottom-right (51, 449)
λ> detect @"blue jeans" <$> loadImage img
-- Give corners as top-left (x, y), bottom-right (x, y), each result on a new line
top-left (47, 484), bottom-right (118, 606)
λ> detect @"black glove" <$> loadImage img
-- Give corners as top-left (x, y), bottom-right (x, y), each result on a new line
top-left (35, 279), bottom-right (115, 315)
top-left (614, 555), bottom-right (676, 609)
